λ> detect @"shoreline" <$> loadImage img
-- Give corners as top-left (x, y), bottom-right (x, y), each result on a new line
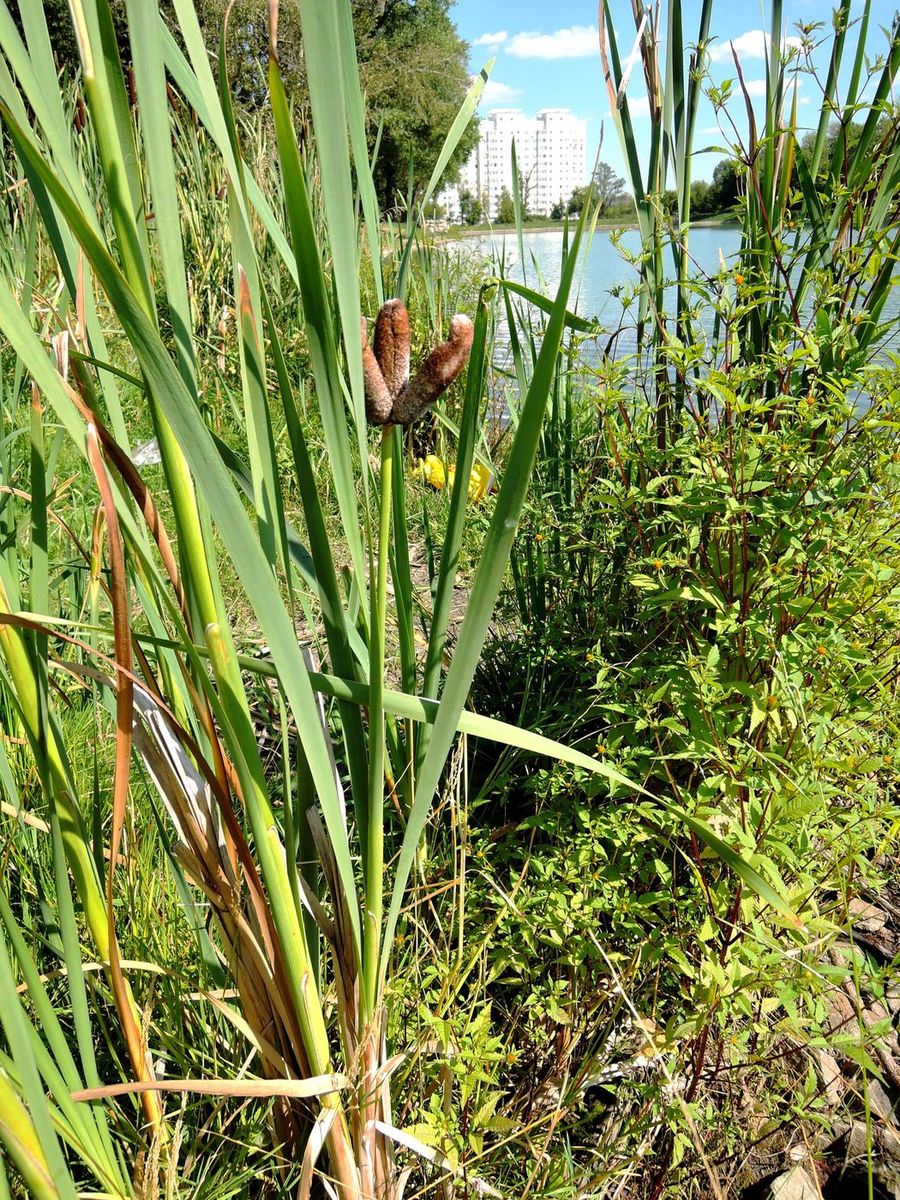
top-left (437, 216), bottom-right (741, 238)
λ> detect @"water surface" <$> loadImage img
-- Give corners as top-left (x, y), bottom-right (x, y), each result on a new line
top-left (456, 226), bottom-right (899, 367)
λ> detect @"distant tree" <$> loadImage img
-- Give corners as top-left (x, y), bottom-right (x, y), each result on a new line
top-left (592, 161), bottom-right (627, 213)
top-left (497, 187), bottom-right (516, 224)
top-left (25, 0), bottom-right (477, 212)
top-left (690, 178), bottom-right (711, 217)
top-left (182, 0), bottom-right (304, 108)
top-left (550, 199), bottom-right (566, 220)
top-left (355, 1), bottom-right (479, 209)
top-left (800, 121), bottom-right (860, 170)
top-left (706, 159), bottom-right (741, 213)
top-left (797, 119), bottom-right (898, 181)
top-left (605, 192), bottom-right (635, 217)
top-left (459, 188), bottom-right (482, 225)
top-left (567, 184), bottom-right (590, 215)
top-left (660, 189), bottom-right (678, 214)
top-left (517, 169), bottom-right (535, 219)
top-left (564, 163), bottom-right (627, 217)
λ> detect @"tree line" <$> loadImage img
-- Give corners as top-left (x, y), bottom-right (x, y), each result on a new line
top-left (455, 158), bottom-right (741, 225)
top-left (454, 118), bottom-right (886, 226)
top-left (14, 0), bottom-right (478, 212)
top-left (18, 4), bottom-right (890, 229)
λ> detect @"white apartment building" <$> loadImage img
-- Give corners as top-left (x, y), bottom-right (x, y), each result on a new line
top-left (439, 108), bottom-right (587, 221)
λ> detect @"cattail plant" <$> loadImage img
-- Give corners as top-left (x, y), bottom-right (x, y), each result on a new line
top-left (0, 1), bottom-right (806, 1196)
top-left (362, 302), bottom-right (474, 429)
top-left (0, 1), bottom-right (618, 1195)
top-left (599, 0), bottom-right (900, 439)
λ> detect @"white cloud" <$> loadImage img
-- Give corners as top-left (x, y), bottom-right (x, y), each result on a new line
top-left (627, 95), bottom-right (651, 117)
top-left (480, 80), bottom-right (522, 104)
top-left (506, 25), bottom-right (599, 59)
top-left (473, 30), bottom-right (508, 47)
top-left (709, 29), bottom-right (767, 61)
top-left (743, 78), bottom-right (768, 97)
top-left (708, 29), bottom-right (801, 63)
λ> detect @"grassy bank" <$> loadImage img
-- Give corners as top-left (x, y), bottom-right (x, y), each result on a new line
top-left (0, 2), bottom-right (898, 1199)
top-left (445, 213), bottom-right (742, 235)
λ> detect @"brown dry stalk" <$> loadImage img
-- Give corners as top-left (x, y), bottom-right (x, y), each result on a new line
top-left (3, 605), bottom-right (307, 1116)
top-left (62, 322), bottom-right (234, 843)
top-left (85, 424), bottom-right (164, 1137)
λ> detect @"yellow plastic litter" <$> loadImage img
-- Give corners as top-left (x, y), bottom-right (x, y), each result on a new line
top-left (453, 462), bottom-right (494, 501)
top-left (415, 455), bottom-right (494, 502)
top-left (416, 454), bottom-right (446, 489)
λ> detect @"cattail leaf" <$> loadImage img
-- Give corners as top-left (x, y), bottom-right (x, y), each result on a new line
top-left (381, 205), bottom-right (591, 978)
top-left (72, 1074), bottom-right (347, 1102)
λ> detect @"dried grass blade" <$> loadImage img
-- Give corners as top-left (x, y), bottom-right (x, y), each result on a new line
top-left (72, 1075), bottom-right (348, 1103)
top-left (84, 424), bottom-right (163, 1135)
top-left (297, 1105), bottom-right (337, 1200)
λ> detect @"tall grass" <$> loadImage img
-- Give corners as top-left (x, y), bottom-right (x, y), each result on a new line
top-left (0, 0), bottom-right (849, 1195)
top-left (0, 1), bottom-right (623, 1194)
top-left (600, 0), bottom-right (900, 433)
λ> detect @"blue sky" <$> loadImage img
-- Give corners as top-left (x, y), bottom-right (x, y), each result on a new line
top-left (450, 1), bottom-right (899, 183)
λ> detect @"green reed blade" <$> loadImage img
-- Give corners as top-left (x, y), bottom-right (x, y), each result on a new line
top-left (336, 0), bottom-right (383, 307)
top-left (123, 0), bottom-right (197, 389)
top-left (0, 926), bottom-right (76, 1200)
top-left (421, 289), bottom-right (490, 709)
top-left (268, 53), bottom-right (367, 589)
top-left (0, 139), bottom-right (361, 965)
top-left (396, 62), bottom-right (492, 300)
top-left (259, 281), bottom-right (372, 840)
top-left (381, 204), bottom-right (592, 981)
top-left (293, 0), bottom-right (368, 468)
top-left (390, 427), bottom-right (416, 698)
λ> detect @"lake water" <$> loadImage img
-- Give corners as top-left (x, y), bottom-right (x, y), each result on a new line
top-left (456, 226), bottom-right (900, 367)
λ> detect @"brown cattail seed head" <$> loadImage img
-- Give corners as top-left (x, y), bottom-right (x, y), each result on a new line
top-left (373, 299), bottom-right (410, 401)
top-left (391, 314), bottom-right (474, 426)
top-left (361, 314), bottom-right (393, 425)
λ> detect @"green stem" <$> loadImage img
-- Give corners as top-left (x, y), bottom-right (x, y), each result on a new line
top-left (363, 426), bottom-right (394, 1018)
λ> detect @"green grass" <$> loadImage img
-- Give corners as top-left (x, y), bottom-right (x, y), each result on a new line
top-left (0, 1), bottom-right (898, 1198)
top-left (447, 214), bottom-right (743, 235)
top-left (0, 1), bottom-right (612, 1195)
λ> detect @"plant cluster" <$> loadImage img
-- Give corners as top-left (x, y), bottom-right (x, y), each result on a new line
top-left (460, 0), bottom-right (900, 1186)
top-left (0, 0), bottom-right (897, 1198)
